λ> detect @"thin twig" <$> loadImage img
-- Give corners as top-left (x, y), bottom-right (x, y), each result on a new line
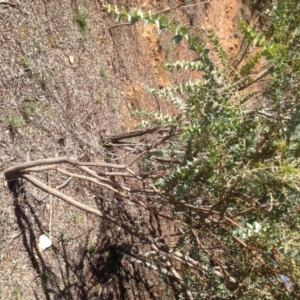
top-left (0, 1), bottom-right (17, 7)
top-left (19, 173), bottom-right (156, 245)
top-left (110, 1), bottom-right (210, 29)
top-left (0, 230), bottom-right (23, 256)
top-left (182, 1), bottom-right (210, 9)
top-left (154, 0), bottom-right (194, 15)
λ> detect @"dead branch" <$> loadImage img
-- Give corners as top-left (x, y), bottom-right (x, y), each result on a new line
top-left (102, 126), bottom-right (170, 143)
top-left (0, 1), bottom-right (17, 7)
top-left (3, 117), bottom-right (240, 296)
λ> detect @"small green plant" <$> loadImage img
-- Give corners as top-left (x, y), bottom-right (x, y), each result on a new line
top-left (22, 100), bottom-right (39, 119)
top-left (34, 41), bottom-right (43, 53)
top-left (48, 33), bottom-right (58, 48)
top-left (107, 89), bottom-right (114, 98)
top-left (96, 95), bottom-right (104, 103)
top-left (74, 211), bottom-right (83, 224)
top-left (20, 55), bottom-right (32, 69)
top-left (109, 102), bottom-right (117, 111)
top-left (42, 270), bottom-right (55, 285)
top-left (89, 242), bottom-right (97, 256)
top-left (12, 285), bottom-right (22, 300)
top-left (75, 10), bottom-right (89, 32)
top-left (7, 112), bottom-right (25, 131)
top-left (99, 67), bottom-right (108, 79)
top-left (34, 68), bottom-right (52, 89)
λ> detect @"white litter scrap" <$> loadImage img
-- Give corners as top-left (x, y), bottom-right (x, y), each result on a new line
top-left (38, 234), bottom-right (52, 252)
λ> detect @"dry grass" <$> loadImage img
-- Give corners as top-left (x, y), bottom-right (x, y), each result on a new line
top-left (0, 1), bottom-right (124, 298)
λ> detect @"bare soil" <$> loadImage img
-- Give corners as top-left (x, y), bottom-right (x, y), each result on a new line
top-left (0, 1), bottom-right (255, 299)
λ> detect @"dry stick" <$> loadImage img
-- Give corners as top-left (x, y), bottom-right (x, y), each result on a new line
top-left (103, 126), bottom-right (169, 143)
top-left (4, 157), bottom-right (69, 177)
top-left (69, 158), bottom-right (127, 169)
top-left (75, 165), bottom-right (133, 193)
top-left (127, 247), bottom-right (194, 300)
top-left (47, 175), bottom-right (53, 239)
top-left (18, 173), bottom-right (156, 245)
top-left (0, 231), bottom-right (23, 257)
top-left (76, 165), bottom-right (157, 197)
top-left (164, 257), bottom-right (194, 300)
top-left (25, 165), bottom-right (134, 178)
top-left (125, 252), bottom-right (217, 300)
top-left (16, 172), bottom-right (181, 243)
top-left (41, 177), bottom-right (72, 201)
top-left (238, 68), bottom-right (270, 91)
top-left (55, 167), bottom-right (149, 210)
top-left (141, 242), bottom-right (236, 285)
top-left (124, 254), bottom-right (184, 281)
top-left (124, 129), bottom-right (176, 168)
top-left (155, 0), bottom-right (196, 15)
top-left (4, 157), bottom-right (127, 177)
top-left (164, 194), bottom-right (241, 228)
top-left (0, 1), bottom-right (16, 7)
top-left (128, 132), bottom-right (176, 159)
top-left (182, 0), bottom-right (210, 8)
top-left (146, 231), bottom-right (237, 287)
top-left (167, 252), bottom-right (208, 276)
top-left (258, 110), bottom-right (291, 120)
top-left (170, 251), bottom-right (237, 284)
top-left (95, 171), bottom-right (135, 177)
top-left (11, 164), bottom-right (133, 194)
top-left (59, 166), bottom-right (188, 227)
top-left (55, 177), bottom-right (73, 189)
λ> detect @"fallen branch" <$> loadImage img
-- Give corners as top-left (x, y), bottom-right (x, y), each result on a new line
top-left (0, 1), bottom-right (17, 7)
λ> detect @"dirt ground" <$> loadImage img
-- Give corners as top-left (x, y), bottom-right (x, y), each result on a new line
top-left (0, 0), bottom-right (255, 299)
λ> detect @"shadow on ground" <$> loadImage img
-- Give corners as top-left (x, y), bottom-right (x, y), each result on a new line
top-left (9, 179), bottom-right (177, 300)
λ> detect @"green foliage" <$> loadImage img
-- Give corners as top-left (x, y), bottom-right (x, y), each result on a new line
top-left (34, 41), bottom-right (43, 53)
top-left (12, 285), bottom-right (21, 300)
top-left (107, 5), bottom-right (202, 50)
top-left (107, 2), bottom-right (300, 298)
top-left (88, 242), bottom-right (97, 256)
top-left (240, 49), bottom-right (263, 75)
top-left (42, 269), bottom-right (56, 285)
top-left (207, 29), bottom-right (229, 66)
top-left (20, 55), bottom-right (32, 70)
top-left (74, 211), bottom-right (83, 224)
top-left (74, 10), bottom-right (89, 32)
top-left (7, 112), bottom-right (25, 131)
top-left (99, 67), bottom-right (108, 79)
top-left (22, 99), bottom-right (39, 119)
